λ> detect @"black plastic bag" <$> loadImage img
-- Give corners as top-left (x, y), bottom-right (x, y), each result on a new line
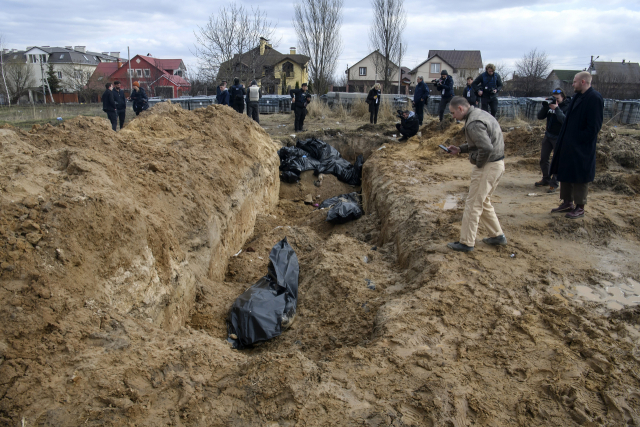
top-left (320, 192), bottom-right (364, 224)
top-left (227, 238), bottom-right (299, 349)
top-left (278, 138), bottom-right (363, 186)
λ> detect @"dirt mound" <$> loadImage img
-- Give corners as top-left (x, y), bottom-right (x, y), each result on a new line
top-left (0, 104), bottom-right (280, 424)
top-left (503, 125), bottom-right (545, 157)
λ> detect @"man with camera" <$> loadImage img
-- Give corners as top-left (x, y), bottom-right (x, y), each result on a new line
top-left (433, 70), bottom-right (454, 122)
top-left (549, 72), bottom-right (604, 219)
top-left (445, 96), bottom-right (506, 252)
top-left (413, 76), bottom-right (430, 125)
top-left (535, 88), bottom-right (570, 193)
top-left (396, 110), bottom-right (419, 142)
top-left (463, 77), bottom-right (478, 107)
top-left (471, 64), bottom-right (503, 117)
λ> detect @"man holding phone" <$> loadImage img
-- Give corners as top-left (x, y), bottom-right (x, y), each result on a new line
top-left (445, 96), bottom-right (506, 252)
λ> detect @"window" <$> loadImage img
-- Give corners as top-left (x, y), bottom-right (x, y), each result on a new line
top-left (282, 62), bottom-right (294, 78)
top-left (56, 71), bottom-right (62, 79)
top-left (74, 70), bottom-right (82, 79)
top-left (144, 69), bottom-right (150, 77)
top-left (127, 69), bottom-right (135, 77)
top-left (359, 67), bottom-right (367, 76)
top-left (98, 76), bottom-right (103, 81)
top-left (430, 63), bottom-right (440, 73)
top-left (83, 55), bottom-right (88, 61)
top-left (60, 54), bottom-right (65, 59)
top-left (136, 69), bottom-right (142, 77)
top-left (174, 70), bottom-right (183, 77)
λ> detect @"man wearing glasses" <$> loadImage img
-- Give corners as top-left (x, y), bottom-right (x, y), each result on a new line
top-left (535, 88), bottom-right (570, 193)
top-left (549, 72), bottom-right (604, 219)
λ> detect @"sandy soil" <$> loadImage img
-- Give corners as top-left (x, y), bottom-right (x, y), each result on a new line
top-left (0, 106), bottom-right (639, 426)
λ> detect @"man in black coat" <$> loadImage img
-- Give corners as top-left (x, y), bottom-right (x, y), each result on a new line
top-left (229, 77), bottom-right (245, 114)
top-left (413, 76), bottom-right (429, 125)
top-left (471, 64), bottom-right (503, 117)
top-left (434, 70), bottom-right (454, 122)
top-left (112, 81), bottom-right (127, 130)
top-left (396, 110), bottom-right (419, 141)
top-left (549, 72), bottom-right (604, 219)
top-left (102, 83), bottom-right (117, 131)
top-left (290, 83), bottom-right (310, 132)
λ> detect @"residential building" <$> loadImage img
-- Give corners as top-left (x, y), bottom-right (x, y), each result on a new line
top-left (346, 51), bottom-right (408, 93)
top-left (217, 38), bottom-right (310, 95)
top-left (589, 60), bottom-right (640, 99)
top-left (409, 50), bottom-right (483, 87)
top-left (2, 45), bottom-right (120, 103)
top-left (91, 54), bottom-right (191, 99)
top-left (546, 69), bottom-right (581, 92)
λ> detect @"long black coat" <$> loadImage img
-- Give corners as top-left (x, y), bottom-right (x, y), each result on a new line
top-left (549, 87), bottom-right (604, 183)
top-left (367, 88), bottom-right (381, 113)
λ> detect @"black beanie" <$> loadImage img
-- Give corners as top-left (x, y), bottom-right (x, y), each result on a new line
top-left (441, 70), bottom-right (448, 76)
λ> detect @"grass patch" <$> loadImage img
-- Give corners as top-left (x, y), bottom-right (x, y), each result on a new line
top-left (0, 104), bottom-right (105, 130)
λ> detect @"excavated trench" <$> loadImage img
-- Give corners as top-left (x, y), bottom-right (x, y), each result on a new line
top-left (2, 105), bottom-right (640, 426)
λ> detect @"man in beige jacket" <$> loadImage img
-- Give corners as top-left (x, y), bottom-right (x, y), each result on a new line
top-left (446, 96), bottom-right (507, 252)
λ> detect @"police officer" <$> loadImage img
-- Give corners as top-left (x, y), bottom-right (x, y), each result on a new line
top-left (290, 83), bottom-right (310, 132)
top-left (471, 64), bottom-right (503, 117)
top-left (246, 80), bottom-right (262, 123)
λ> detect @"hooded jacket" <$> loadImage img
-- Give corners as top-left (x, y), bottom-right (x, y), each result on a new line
top-left (537, 97), bottom-right (571, 138)
top-left (459, 106), bottom-right (505, 168)
top-left (400, 111), bottom-right (419, 137)
top-left (435, 75), bottom-right (454, 97)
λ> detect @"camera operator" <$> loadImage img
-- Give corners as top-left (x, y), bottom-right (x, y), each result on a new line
top-left (471, 64), bottom-right (503, 117)
top-left (535, 88), bottom-right (570, 193)
top-left (433, 70), bottom-right (454, 122)
top-left (395, 110), bottom-right (419, 142)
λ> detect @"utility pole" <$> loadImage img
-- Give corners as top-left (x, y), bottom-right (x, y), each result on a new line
top-left (40, 58), bottom-right (47, 104)
top-left (397, 42), bottom-right (402, 95)
top-left (128, 47), bottom-right (132, 94)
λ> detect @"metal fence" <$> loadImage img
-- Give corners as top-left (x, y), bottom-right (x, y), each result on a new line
top-left (147, 96), bottom-right (217, 111)
top-left (613, 100), bottom-right (640, 124)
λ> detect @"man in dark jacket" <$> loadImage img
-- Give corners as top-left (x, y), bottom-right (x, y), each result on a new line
top-left (112, 81), bottom-right (127, 130)
top-left (366, 83), bottom-right (382, 124)
top-left (102, 83), bottom-right (117, 131)
top-left (229, 78), bottom-right (245, 114)
top-left (413, 76), bottom-right (429, 125)
top-left (129, 82), bottom-right (148, 116)
top-left (246, 80), bottom-right (262, 123)
top-left (290, 83), bottom-right (310, 132)
top-left (535, 88), bottom-right (571, 192)
top-left (434, 70), bottom-right (454, 122)
top-left (396, 110), bottom-right (419, 141)
top-left (463, 77), bottom-right (478, 107)
top-left (216, 81), bottom-right (230, 106)
top-left (471, 64), bottom-right (503, 117)
top-left (549, 72), bottom-right (604, 219)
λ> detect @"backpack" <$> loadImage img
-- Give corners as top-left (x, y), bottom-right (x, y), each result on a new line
top-left (232, 85), bottom-right (244, 105)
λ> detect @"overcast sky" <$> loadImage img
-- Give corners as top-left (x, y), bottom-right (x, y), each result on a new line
top-left (2, 0), bottom-right (639, 81)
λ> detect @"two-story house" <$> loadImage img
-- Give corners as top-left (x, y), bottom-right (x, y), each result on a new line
top-left (409, 50), bottom-right (483, 88)
top-left (217, 38), bottom-right (310, 95)
top-left (346, 51), bottom-right (409, 93)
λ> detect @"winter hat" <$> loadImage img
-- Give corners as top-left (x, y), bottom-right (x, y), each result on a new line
top-left (251, 80), bottom-right (257, 86)
top-left (133, 81), bottom-right (140, 87)
top-left (440, 70), bottom-right (448, 76)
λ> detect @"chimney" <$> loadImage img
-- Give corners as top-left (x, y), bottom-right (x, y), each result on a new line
top-left (102, 52), bottom-right (109, 55)
top-left (110, 52), bottom-right (120, 58)
top-left (622, 59), bottom-right (626, 63)
top-left (118, 60), bottom-right (123, 68)
top-left (290, 47), bottom-right (296, 55)
top-left (26, 46), bottom-right (34, 51)
top-left (74, 46), bottom-right (86, 53)
top-left (259, 37), bottom-right (268, 56)
top-left (2, 49), bottom-right (8, 54)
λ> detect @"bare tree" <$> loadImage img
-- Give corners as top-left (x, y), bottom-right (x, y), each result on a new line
top-left (513, 48), bottom-right (550, 96)
top-left (60, 65), bottom-right (100, 102)
top-left (493, 62), bottom-right (511, 81)
top-left (369, 0), bottom-right (406, 92)
top-left (0, 34), bottom-right (11, 105)
top-left (193, 3), bottom-right (277, 84)
top-left (293, 0), bottom-right (343, 95)
top-left (4, 57), bottom-right (35, 104)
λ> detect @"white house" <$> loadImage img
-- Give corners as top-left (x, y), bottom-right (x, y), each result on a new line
top-left (409, 50), bottom-right (483, 88)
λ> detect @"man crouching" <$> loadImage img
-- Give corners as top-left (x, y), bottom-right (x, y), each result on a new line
top-left (446, 96), bottom-right (506, 252)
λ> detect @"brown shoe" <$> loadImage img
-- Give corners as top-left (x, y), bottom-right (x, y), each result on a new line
top-left (551, 201), bottom-right (575, 213)
top-left (535, 179), bottom-right (549, 187)
top-left (565, 206), bottom-right (585, 219)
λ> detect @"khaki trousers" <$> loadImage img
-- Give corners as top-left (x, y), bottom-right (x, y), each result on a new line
top-left (460, 160), bottom-right (505, 247)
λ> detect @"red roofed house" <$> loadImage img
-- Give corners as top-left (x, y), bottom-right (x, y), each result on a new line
top-left (89, 54), bottom-right (190, 98)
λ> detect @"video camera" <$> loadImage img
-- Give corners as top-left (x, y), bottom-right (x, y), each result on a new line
top-left (396, 109), bottom-right (405, 120)
top-left (541, 96), bottom-right (557, 108)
